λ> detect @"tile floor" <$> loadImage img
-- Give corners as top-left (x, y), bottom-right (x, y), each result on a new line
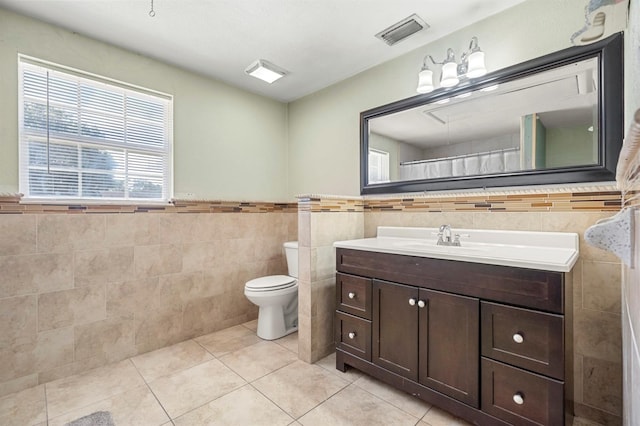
top-left (0, 319), bottom-right (608, 426)
top-left (1, 320), bottom-right (475, 426)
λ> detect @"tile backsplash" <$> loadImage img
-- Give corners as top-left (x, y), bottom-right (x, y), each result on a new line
top-left (0, 195), bottom-right (297, 397)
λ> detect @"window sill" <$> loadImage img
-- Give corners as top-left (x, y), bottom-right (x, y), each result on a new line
top-left (19, 198), bottom-right (172, 207)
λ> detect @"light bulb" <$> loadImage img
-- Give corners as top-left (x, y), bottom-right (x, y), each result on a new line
top-left (466, 51), bottom-right (487, 78)
top-left (417, 69), bottom-right (434, 93)
top-left (440, 61), bottom-right (459, 88)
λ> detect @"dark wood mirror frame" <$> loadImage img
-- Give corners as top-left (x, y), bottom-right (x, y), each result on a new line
top-left (360, 33), bottom-right (624, 195)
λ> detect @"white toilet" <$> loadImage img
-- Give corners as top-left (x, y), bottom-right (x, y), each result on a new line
top-left (244, 241), bottom-right (298, 340)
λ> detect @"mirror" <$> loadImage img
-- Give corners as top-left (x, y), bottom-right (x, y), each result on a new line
top-left (361, 33), bottom-right (623, 195)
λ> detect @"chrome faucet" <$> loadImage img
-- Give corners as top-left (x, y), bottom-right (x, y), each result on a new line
top-left (437, 224), bottom-right (463, 246)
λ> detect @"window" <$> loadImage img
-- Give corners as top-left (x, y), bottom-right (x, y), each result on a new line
top-left (19, 57), bottom-right (173, 202)
top-left (368, 149), bottom-right (390, 183)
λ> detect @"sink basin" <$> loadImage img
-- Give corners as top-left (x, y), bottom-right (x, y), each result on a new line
top-left (391, 240), bottom-right (486, 253)
top-left (333, 226), bottom-right (579, 272)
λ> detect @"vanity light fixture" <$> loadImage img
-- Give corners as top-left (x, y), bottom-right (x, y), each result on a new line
top-left (245, 59), bottom-right (287, 84)
top-left (416, 37), bottom-right (487, 93)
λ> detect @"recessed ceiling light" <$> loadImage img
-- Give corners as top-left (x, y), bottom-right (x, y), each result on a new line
top-left (245, 59), bottom-right (287, 84)
top-left (454, 92), bottom-right (472, 99)
top-left (435, 98), bottom-right (450, 104)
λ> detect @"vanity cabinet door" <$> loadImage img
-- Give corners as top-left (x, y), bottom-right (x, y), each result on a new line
top-left (372, 280), bottom-right (419, 381)
top-left (418, 289), bottom-right (480, 408)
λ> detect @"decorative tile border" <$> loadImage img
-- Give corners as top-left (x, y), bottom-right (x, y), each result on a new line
top-left (297, 195), bottom-right (365, 212)
top-left (1, 188), bottom-right (623, 214)
top-left (297, 189), bottom-right (622, 213)
top-left (171, 199), bottom-right (297, 213)
top-left (366, 191), bottom-right (622, 212)
top-left (0, 194), bottom-right (297, 214)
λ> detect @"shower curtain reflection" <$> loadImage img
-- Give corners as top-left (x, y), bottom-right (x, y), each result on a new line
top-left (399, 147), bottom-right (520, 181)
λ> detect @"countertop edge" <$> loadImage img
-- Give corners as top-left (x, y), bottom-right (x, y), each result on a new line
top-left (333, 241), bottom-right (578, 273)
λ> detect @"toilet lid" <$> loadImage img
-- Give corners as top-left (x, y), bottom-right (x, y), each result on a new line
top-left (245, 275), bottom-right (296, 291)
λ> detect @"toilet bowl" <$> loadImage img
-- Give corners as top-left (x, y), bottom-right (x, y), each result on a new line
top-left (244, 241), bottom-right (298, 340)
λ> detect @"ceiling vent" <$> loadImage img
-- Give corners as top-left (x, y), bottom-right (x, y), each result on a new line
top-left (375, 14), bottom-right (429, 46)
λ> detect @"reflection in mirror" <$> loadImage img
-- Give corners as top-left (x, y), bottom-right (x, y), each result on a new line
top-left (368, 57), bottom-right (598, 183)
top-left (361, 33), bottom-right (623, 195)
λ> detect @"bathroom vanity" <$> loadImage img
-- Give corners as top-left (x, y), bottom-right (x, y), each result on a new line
top-left (334, 227), bottom-right (579, 426)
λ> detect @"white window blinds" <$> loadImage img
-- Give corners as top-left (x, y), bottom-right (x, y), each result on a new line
top-left (19, 57), bottom-right (173, 202)
top-left (368, 149), bottom-right (390, 183)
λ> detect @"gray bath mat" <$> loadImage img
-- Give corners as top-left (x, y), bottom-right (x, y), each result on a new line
top-left (65, 411), bottom-right (115, 426)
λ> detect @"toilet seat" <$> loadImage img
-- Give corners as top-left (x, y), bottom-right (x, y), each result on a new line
top-left (245, 275), bottom-right (296, 292)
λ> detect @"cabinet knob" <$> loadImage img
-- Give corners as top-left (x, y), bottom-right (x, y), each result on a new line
top-left (417, 300), bottom-right (426, 308)
top-left (348, 292), bottom-right (356, 299)
top-left (408, 298), bottom-right (417, 306)
top-left (348, 332), bottom-right (356, 339)
top-left (513, 392), bottom-right (525, 405)
top-left (513, 333), bottom-right (524, 344)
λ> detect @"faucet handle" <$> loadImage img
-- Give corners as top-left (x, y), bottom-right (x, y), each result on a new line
top-left (453, 233), bottom-right (470, 246)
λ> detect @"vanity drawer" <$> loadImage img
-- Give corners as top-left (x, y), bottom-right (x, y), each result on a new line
top-left (481, 302), bottom-right (564, 379)
top-left (336, 311), bottom-right (371, 362)
top-left (481, 358), bottom-right (564, 426)
top-left (336, 273), bottom-right (372, 320)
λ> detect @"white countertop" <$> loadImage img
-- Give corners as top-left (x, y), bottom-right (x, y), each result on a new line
top-left (333, 226), bottom-right (579, 272)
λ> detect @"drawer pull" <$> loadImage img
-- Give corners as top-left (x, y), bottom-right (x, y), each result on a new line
top-left (348, 332), bottom-right (356, 339)
top-left (513, 392), bottom-right (525, 405)
top-left (417, 300), bottom-right (426, 308)
top-left (348, 292), bottom-right (356, 299)
top-left (409, 298), bottom-right (417, 306)
top-left (513, 333), bottom-right (524, 344)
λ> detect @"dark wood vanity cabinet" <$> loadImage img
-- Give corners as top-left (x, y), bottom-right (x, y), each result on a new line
top-left (372, 281), bottom-right (479, 407)
top-left (335, 248), bottom-right (570, 426)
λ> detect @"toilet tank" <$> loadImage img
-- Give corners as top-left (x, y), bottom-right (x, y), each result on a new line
top-left (283, 241), bottom-right (298, 278)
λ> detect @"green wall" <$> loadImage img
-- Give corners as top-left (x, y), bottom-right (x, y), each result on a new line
top-left (545, 126), bottom-right (597, 168)
top-left (287, 0), bottom-right (597, 197)
top-left (0, 7), bottom-right (290, 201)
top-left (2, 0), bottom-right (637, 201)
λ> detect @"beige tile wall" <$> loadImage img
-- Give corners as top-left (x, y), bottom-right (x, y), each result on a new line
top-left (0, 211), bottom-right (297, 397)
top-left (297, 210), bottom-right (364, 363)
top-left (1, 192), bottom-right (623, 425)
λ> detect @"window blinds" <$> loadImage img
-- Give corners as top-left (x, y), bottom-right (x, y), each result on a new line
top-left (18, 58), bottom-right (173, 202)
top-left (368, 149), bottom-right (390, 183)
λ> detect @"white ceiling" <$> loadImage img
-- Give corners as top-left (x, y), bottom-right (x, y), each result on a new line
top-left (0, 0), bottom-right (525, 102)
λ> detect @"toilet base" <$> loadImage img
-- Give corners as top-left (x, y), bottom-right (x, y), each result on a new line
top-left (258, 323), bottom-right (298, 341)
top-left (256, 304), bottom-right (298, 340)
